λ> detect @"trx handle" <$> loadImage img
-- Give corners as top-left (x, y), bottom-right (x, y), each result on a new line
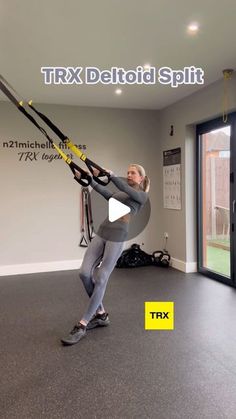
top-left (28, 101), bottom-right (111, 185)
top-left (69, 161), bottom-right (91, 187)
top-left (85, 158), bottom-right (111, 186)
top-left (79, 234), bottom-right (88, 247)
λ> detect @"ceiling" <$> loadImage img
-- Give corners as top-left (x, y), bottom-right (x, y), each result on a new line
top-left (0, 0), bottom-right (235, 110)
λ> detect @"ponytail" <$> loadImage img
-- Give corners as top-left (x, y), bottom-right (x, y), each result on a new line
top-left (142, 175), bottom-right (150, 192)
top-left (129, 164), bottom-right (150, 192)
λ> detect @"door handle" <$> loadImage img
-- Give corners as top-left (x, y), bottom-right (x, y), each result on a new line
top-left (233, 200), bottom-right (236, 213)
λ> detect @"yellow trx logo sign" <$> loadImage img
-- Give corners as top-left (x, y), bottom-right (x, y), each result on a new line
top-left (145, 302), bottom-right (174, 330)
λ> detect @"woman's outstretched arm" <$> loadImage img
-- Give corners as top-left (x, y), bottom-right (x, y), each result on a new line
top-left (89, 178), bottom-right (113, 201)
top-left (110, 174), bottom-right (147, 204)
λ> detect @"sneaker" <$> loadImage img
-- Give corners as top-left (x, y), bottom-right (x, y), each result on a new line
top-left (61, 323), bottom-right (86, 346)
top-left (86, 312), bottom-right (110, 330)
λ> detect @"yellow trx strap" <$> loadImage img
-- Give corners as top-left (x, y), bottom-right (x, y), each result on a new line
top-left (0, 76), bottom-right (91, 187)
top-left (222, 69), bottom-right (234, 123)
top-left (27, 100), bottom-right (110, 185)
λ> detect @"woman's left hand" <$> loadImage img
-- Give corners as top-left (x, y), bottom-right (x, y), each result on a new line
top-left (103, 168), bottom-right (114, 176)
top-left (75, 169), bottom-right (89, 179)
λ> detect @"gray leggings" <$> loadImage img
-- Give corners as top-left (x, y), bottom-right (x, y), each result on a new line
top-left (79, 235), bottom-right (124, 323)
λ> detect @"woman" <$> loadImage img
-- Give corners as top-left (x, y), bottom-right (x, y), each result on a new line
top-left (61, 164), bottom-right (150, 345)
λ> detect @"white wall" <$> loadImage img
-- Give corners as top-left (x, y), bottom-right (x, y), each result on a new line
top-left (1, 76), bottom-right (235, 276)
top-left (0, 103), bottom-right (160, 275)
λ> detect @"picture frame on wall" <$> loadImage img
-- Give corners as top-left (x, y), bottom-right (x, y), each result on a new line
top-left (163, 147), bottom-right (181, 210)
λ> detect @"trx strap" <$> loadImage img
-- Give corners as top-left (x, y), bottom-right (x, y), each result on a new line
top-left (28, 102), bottom-right (110, 186)
top-left (80, 188), bottom-right (88, 247)
top-left (0, 76), bottom-right (91, 187)
top-left (0, 75), bottom-right (111, 186)
top-left (85, 188), bottom-right (95, 241)
top-left (79, 188), bottom-right (95, 247)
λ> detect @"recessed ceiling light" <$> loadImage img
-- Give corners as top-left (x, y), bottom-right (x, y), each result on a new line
top-left (187, 22), bottom-right (199, 33)
top-left (115, 89), bottom-right (122, 95)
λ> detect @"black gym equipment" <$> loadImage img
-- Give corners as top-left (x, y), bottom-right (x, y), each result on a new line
top-left (116, 244), bottom-right (171, 268)
top-left (79, 188), bottom-right (95, 247)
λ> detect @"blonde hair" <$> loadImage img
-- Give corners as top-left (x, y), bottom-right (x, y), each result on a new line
top-left (129, 164), bottom-right (150, 192)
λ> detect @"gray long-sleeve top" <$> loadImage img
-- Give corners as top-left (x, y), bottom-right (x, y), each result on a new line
top-left (90, 174), bottom-right (148, 241)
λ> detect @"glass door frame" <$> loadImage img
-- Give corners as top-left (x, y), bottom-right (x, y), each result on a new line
top-left (197, 112), bottom-right (236, 288)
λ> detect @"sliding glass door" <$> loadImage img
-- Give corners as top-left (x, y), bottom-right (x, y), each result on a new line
top-left (197, 113), bottom-right (236, 287)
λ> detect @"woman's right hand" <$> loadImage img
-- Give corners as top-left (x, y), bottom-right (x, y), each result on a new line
top-left (93, 168), bottom-right (113, 177)
top-left (103, 168), bottom-right (114, 176)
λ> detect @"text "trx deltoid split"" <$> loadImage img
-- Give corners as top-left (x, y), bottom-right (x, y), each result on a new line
top-left (41, 66), bottom-right (204, 88)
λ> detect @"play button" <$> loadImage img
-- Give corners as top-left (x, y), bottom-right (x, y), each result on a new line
top-left (89, 176), bottom-right (151, 242)
top-left (108, 198), bottom-right (130, 222)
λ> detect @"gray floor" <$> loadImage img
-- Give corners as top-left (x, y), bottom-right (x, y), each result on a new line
top-left (1, 267), bottom-right (236, 419)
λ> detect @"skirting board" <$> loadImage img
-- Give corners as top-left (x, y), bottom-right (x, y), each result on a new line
top-left (0, 259), bottom-right (83, 277)
top-left (0, 258), bottom-right (197, 277)
top-left (170, 258), bottom-right (197, 273)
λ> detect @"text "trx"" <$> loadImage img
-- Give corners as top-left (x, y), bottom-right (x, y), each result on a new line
top-left (150, 312), bottom-right (169, 319)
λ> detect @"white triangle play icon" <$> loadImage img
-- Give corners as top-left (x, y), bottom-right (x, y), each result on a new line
top-left (108, 198), bottom-right (130, 222)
